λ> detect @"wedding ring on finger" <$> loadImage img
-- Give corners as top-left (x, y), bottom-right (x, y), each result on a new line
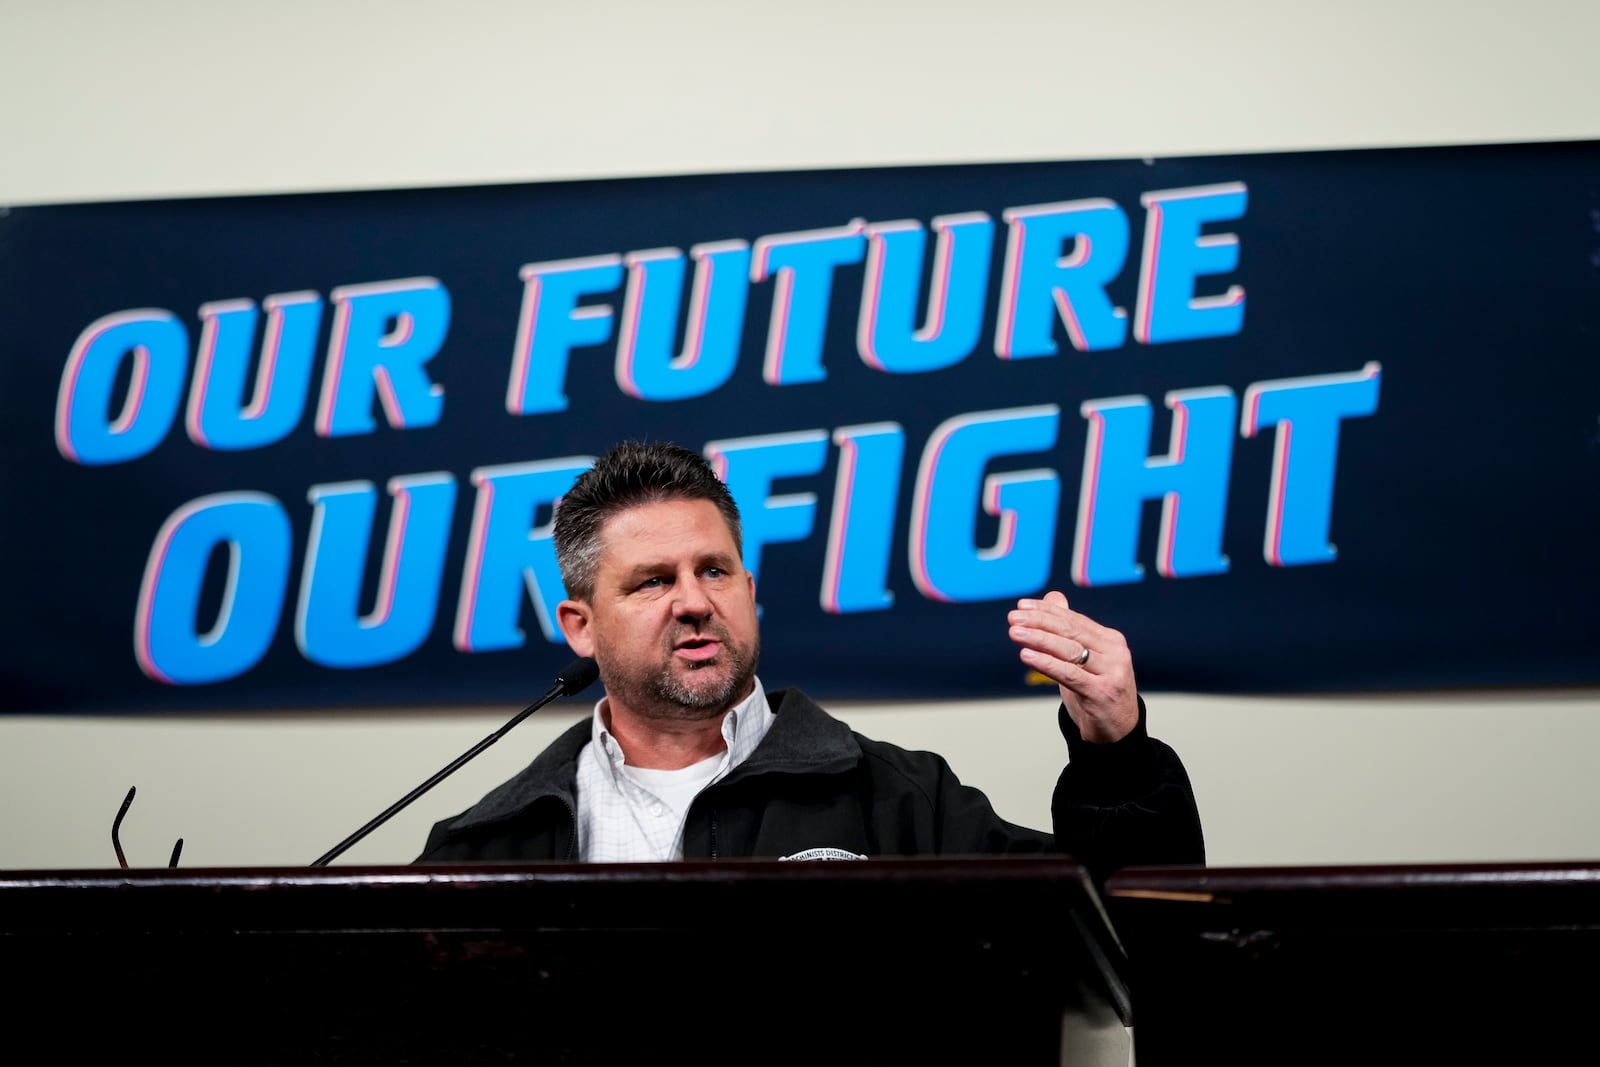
top-left (1074, 645), bottom-right (1091, 667)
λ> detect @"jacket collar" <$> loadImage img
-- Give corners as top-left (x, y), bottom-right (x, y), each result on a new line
top-left (441, 686), bottom-right (860, 835)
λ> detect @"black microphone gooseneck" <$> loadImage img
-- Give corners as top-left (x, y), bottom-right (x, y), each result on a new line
top-left (310, 656), bottom-right (600, 867)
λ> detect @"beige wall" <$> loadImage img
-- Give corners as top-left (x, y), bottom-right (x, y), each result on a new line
top-left (3, 1), bottom-right (1597, 871)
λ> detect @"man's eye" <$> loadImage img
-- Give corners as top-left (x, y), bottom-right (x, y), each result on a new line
top-left (704, 567), bottom-right (725, 579)
top-left (638, 576), bottom-right (665, 590)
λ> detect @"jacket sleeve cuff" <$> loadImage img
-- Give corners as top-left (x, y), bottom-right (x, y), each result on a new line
top-left (1058, 694), bottom-right (1158, 800)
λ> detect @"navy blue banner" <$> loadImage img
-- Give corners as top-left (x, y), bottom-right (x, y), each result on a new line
top-left (3, 140), bottom-right (1598, 713)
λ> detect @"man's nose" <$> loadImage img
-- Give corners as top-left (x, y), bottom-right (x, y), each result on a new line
top-left (672, 576), bottom-right (713, 618)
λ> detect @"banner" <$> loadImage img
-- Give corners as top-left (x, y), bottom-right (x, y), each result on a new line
top-left (3, 140), bottom-right (1597, 713)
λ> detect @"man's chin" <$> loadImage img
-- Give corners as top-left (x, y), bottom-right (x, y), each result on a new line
top-left (660, 660), bottom-right (746, 709)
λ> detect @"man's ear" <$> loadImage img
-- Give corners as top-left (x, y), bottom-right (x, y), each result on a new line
top-left (556, 599), bottom-right (595, 657)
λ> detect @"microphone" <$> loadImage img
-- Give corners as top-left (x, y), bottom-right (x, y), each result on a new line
top-left (310, 656), bottom-right (600, 866)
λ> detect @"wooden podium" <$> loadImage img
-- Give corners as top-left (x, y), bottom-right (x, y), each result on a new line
top-left (1104, 860), bottom-right (1600, 1065)
top-left (1, 856), bottom-right (1131, 1065)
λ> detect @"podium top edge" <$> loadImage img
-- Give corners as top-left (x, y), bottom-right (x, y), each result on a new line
top-left (1106, 859), bottom-right (1600, 899)
top-left (0, 854), bottom-right (1097, 890)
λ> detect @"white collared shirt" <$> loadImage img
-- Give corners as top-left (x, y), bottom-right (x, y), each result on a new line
top-left (575, 676), bottom-right (776, 862)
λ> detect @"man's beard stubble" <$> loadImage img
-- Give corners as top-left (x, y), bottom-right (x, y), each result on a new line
top-left (599, 628), bottom-right (760, 723)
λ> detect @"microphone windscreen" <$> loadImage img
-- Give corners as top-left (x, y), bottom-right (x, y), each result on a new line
top-left (557, 656), bottom-right (600, 696)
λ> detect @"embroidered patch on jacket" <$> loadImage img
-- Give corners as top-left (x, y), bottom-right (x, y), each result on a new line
top-left (779, 847), bottom-right (869, 861)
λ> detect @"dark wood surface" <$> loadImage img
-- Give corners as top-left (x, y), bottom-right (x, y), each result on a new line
top-left (2, 856), bottom-right (1126, 1065)
top-left (1104, 860), bottom-right (1600, 1065)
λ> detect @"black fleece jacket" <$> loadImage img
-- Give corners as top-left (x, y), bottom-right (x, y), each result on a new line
top-left (417, 686), bottom-right (1204, 886)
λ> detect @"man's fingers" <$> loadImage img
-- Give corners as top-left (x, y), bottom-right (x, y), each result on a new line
top-left (1011, 597), bottom-right (1109, 647)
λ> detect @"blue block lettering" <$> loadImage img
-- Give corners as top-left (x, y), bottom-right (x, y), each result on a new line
top-left (315, 278), bottom-right (450, 438)
top-left (296, 473), bottom-right (457, 668)
top-left (909, 406), bottom-right (1061, 602)
top-left (134, 492), bottom-right (291, 684)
